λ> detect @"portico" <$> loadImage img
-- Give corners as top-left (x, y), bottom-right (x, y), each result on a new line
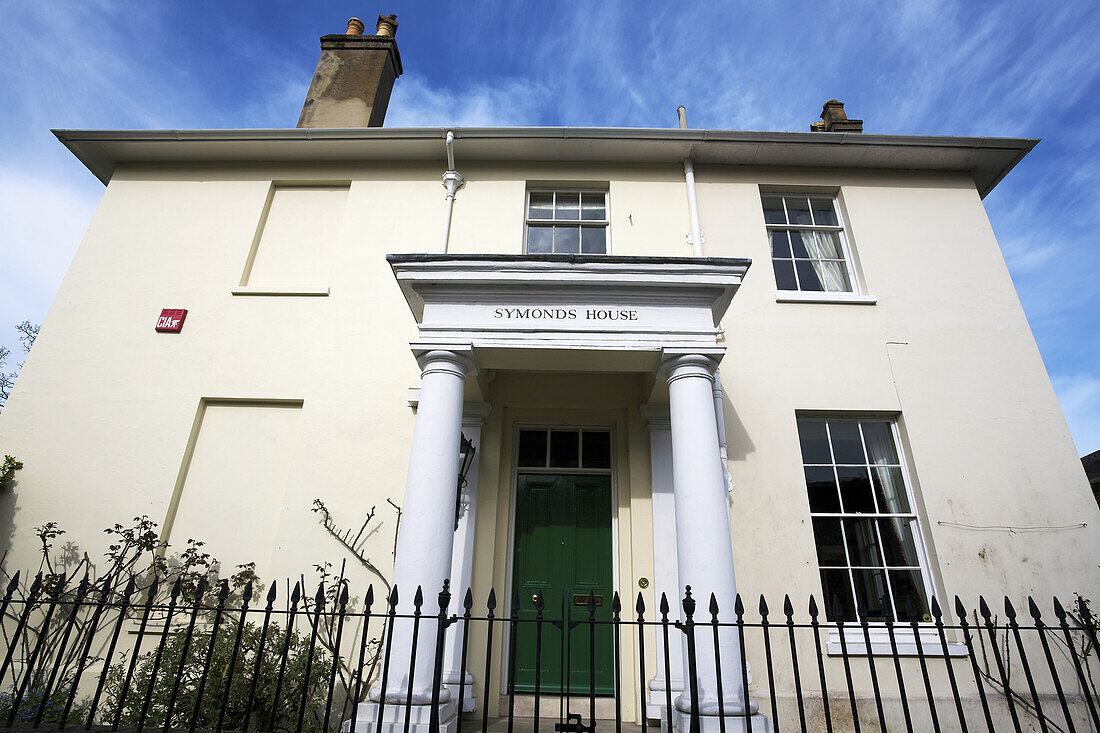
top-left (351, 254), bottom-right (766, 732)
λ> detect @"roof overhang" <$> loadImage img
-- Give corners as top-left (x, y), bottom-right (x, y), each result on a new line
top-left (54, 126), bottom-right (1037, 199)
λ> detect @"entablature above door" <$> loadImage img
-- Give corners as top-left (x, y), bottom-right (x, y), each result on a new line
top-left (389, 254), bottom-right (751, 367)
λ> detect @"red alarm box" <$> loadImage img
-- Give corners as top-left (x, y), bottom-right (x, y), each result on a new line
top-left (155, 308), bottom-right (188, 333)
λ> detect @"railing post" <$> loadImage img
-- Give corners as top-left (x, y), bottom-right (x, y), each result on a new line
top-left (429, 580), bottom-right (452, 733)
top-left (807, 596), bottom-right (833, 733)
top-left (1053, 595), bottom-right (1100, 730)
top-left (216, 580), bottom-right (253, 733)
top-left (978, 596), bottom-right (1022, 732)
top-left (682, 587), bottom-right (701, 733)
top-left (9, 575), bottom-right (66, 727)
top-left (954, 596), bottom-right (995, 733)
top-left (35, 575), bottom-right (90, 729)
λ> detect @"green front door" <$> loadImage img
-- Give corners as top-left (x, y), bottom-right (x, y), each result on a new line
top-left (511, 473), bottom-right (615, 695)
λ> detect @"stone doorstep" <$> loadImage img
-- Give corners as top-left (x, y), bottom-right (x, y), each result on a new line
top-left (506, 694), bottom-right (621, 719)
top-left (476, 716), bottom-right (645, 733)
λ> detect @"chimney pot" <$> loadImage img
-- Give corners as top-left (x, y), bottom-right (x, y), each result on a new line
top-left (345, 17), bottom-right (365, 35)
top-left (376, 14), bottom-right (398, 37)
top-left (810, 99), bottom-right (862, 133)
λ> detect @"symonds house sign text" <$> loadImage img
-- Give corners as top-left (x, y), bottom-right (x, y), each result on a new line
top-left (493, 307), bottom-right (640, 321)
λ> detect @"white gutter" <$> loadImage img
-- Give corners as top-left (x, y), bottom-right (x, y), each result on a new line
top-left (440, 131), bottom-right (464, 253)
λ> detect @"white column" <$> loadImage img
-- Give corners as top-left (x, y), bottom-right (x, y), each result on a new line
top-left (358, 347), bottom-right (472, 733)
top-left (663, 353), bottom-right (767, 733)
top-left (640, 405), bottom-right (684, 724)
top-left (442, 402), bottom-right (490, 713)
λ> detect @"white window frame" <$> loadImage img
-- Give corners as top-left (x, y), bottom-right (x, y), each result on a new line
top-left (797, 415), bottom-right (965, 656)
top-left (763, 193), bottom-right (874, 304)
top-left (524, 189), bottom-right (610, 255)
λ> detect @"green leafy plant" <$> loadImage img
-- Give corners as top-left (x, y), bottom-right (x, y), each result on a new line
top-left (0, 674), bottom-right (88, 725)
top-left (100, 621), bottom-right (335, 733)
top-left (0, 455), bottom-right (21, 491)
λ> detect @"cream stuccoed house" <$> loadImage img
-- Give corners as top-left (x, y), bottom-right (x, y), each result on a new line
top-left (1, 15), bottom-right (1098, 733)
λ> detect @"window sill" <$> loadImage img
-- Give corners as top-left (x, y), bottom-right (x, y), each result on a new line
top-left (826, 627), bottom-right (967, 657)
top-left (231, 287), bottom-right (330, 297)
top-left (776, 292), bottom-right (876, 305)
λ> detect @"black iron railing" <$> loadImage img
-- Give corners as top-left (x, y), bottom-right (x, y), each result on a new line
top-left (0, 569), bottom-right (1096, 732)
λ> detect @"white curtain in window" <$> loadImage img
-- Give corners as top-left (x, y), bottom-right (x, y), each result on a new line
top-left (811, 261), bottom-right (850, 292)
top-left (803, 231), bottom-right (849, 291)
top-left (864, 422), bottom-right (908, 513)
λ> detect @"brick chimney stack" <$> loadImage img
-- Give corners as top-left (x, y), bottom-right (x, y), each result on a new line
top-left (297, 14), bottom-right (403, 128)
top-left (810, 100), bottom-right (863, 133)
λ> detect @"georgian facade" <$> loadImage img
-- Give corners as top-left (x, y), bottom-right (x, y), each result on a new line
top-left (1, 17), bottom-right (1097, 733)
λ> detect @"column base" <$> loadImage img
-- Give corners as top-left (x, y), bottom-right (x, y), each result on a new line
top-left (344, 699), bottom-right (460, 733)
top-left (647, 677), bottom-right (685, 723)
top-left (442, 670), bottom-right (477, 713)
top-left (671, 709), bottom-right (771, 733)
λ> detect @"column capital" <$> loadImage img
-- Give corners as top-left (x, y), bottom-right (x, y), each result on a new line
top-left (640, 405), bottom-right (671, 431)
top-left (461, 402), bottom-right (491, 428)
top-left (659, 350), bottom-right (721, 385)
top-left (411, 343), bottom-right (476, 377)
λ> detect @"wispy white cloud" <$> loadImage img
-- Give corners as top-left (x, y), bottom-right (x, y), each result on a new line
top-left (1052, 373), bottom-right (1100, 455)
top-left (386, 74), bottom-right (549, 127)
top-left (0, 168), bottom-right (99, 330)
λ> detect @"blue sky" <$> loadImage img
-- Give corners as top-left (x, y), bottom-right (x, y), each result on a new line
top-left (1, 1), bottom-right (1098, 453)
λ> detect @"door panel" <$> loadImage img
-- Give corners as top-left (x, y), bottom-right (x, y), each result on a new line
top-left (512, 473), bottom-right (614, 695)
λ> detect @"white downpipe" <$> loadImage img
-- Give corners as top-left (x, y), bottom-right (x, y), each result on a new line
top-left (683, 158), bottom-right (703, 257)
top-left (678, 105), bottom-right (703, 257)
top-left (440, 131), bottom-right (464, 253)
top-left (713, 369), bottom-right (733, 493)
top-left (680, 106), bottom-right (731, 492)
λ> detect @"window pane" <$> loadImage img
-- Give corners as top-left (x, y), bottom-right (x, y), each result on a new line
top-left (829, 421), bottom-right (866, 464)
top-left (837, 467), bottom-right (875, 513)
top-left (803, 230), bottom-right (843, 259)
top-left (795, 260), bottom-right (824, 291)
top-left (889, 569), bottom-right (929, 622)
top-left (528, 192), bottom-right (553, 219)
top-left (580, 226), bottom-right (607, 254)
top-left (789, 231), bottom-right (809, 258)
top-left (517, 430), bottom-right (547, 467)
top-left (527, 225), bottom-right (552, 253)
top-left (554, 226), bottom-right (580, 253)
top-left (816, 261), bottom-right (852, 292)
top-left (844, 518), bottom-right (884, 566)
top-left (786, 197), bottom-right (813, 225)
top-left (772, 259), bottom-right (797, 290)
top-left (555, 192), bottom-right (580, 220)
top-left (810, 198), bottom-right (838, 226)
top-left (872, 467), bottom-right (911, 513)
top-left (798, 420), bottom-right (832, 463)
top-left (805, 466), bottom-right (840, 512)
top-left (581, 193), bottom-right (606, 221)
top-left (762, 196), bottom-right (786, 224)
top-left (549, 430), bottom-right (580, 468)
top-left (770, 230), bottom-right (791, 258)
top-left (582, 431), bottom-right (611, 468)
top-left (851, 569), bottom-right (889, 620)
top-left (862, 422), bottom-right (899, 464)
top-left (880, 518), bottom-right (920, 566)
top-left (820, 569), bottom-right (855, 621)
top-left (812, 518), bottom-right (846, 566)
